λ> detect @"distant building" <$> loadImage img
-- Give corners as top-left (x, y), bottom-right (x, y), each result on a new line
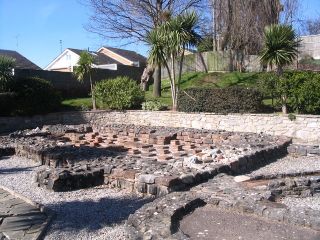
top-left (45, 47), bottom-right (147, 72)
top-left (0, 49), bottom-right (41, 70)
top-left (299, 34), bottom-right (320, 59)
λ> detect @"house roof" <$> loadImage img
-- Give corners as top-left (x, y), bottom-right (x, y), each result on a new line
top-left (0, 49), bottom-right (41, 70)
top-left (101, 46), bottom-right (147, 64)
top-left (68, 48), bottom-right (122, 65)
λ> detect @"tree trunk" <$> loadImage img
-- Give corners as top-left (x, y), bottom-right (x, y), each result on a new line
top-left (171, 55), bottom-right (177, 111)
top-left (152, 0), bottom-right (163, 98)
top-left (282, 97), bottom-right (287, 114)
top-left (153, 65), bottom-right (161, 97)
top-left (89, 74), bottom-right (96, 110)
top-left (178, 49), bottom-right (185, 89)
top-left (276, 65), bottom-right (287, 114)
top-left (141, 82), bottom-right (148, 91)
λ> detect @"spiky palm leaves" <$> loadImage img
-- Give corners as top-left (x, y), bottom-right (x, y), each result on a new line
top-left (260, 24), bottom-right (300, 74)
top-left (73, 51), bottom-right (96, 110)
top-left (147, 11), bottom-right (201, 111)
top-left (0, 56), bottom-right (15, 91)
top-left (260, 24), bottom-right (300, 114)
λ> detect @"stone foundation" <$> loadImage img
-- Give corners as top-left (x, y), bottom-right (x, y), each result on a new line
top-left (288, 144), bottom-right (320, 156)
top-left (126, 174), bottom-right (320, 239)
top-left (1, 124), bottom-right (290, 194)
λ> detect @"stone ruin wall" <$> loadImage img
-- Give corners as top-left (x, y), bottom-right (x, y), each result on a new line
top-left (0, 111), bottom-right (319, 144)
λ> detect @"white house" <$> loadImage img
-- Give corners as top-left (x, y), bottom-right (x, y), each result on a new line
top-left (45, 47), bottom-right (146, 72)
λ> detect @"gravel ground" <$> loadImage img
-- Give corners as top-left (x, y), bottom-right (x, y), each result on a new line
top-left (249, 155), bottom-right (320, 177)
top-left (281, 195), bottom-right (320, 212)
top-left (0, 156), bottom-right (151, 240)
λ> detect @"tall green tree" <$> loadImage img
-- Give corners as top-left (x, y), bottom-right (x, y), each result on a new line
top-left (147, 12), bottom-right (201, 111)
top-left (260, 24), bottom-right (300, 114)
top-left (0, 56), bottom-right (15, 92)
top-left (73, 51), bottom-right (96, 110)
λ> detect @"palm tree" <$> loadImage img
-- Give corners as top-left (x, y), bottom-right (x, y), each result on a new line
top-left (147, 11), bottom-right (201, 111)
top-left (73, 51), bottom-right (96, 110)
top-left (260, 24), bottom-right (300, 113)
top-left (0, 56), bottom-right (15, 92)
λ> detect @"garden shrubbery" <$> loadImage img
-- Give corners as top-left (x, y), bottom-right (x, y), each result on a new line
top-left (0, 77), bottom-right (61, 116)
top-left (0, 92), bottom-right (17, 116)
top-left (178, 87), bottom-right (263, 113)
top-left (258, 71), bottom-right (320, 114)
top-left (94, 76), bottom-right (144, 110)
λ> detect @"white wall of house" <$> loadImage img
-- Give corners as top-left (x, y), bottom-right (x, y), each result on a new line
top-left (95, 64), bottom-right (118, 70)
top-left (45, 50), bottom-right (80, 72)
top-left (299, 34), bottom-right (320, 59)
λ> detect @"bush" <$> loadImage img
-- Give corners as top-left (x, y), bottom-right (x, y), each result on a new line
top-left (142, 100), bottom-right (168, 111)
top-left (0, 92), bottom-right (17, 116)
top-left (94, 76), bottom-right (144, 110)
top-left (286, 71), bottom-right (320, 114)
top-left (9, 77), bottom-right (61, 115)
top-left (178, 87), bottom-right (263, 113)
top-left (257, 71), bottom-right (320, 114)
top-left (257, 72), bottom-right (277, 99)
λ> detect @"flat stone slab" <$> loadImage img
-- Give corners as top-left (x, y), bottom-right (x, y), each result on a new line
top-left (0, 188), bottom-right (50, 240)
top-left (180, 205), bottom-right (320, 240)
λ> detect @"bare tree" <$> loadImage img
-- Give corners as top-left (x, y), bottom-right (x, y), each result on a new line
top-left (209, 0), bottom-right (300, 71)
top-left (84, 0), bottom-right (207, 97)
top-left (305, 17), bottom-right (320, 35)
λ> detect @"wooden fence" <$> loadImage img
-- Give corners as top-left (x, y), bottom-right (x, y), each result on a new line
top-left (161, 51), bottom-right (262, 79)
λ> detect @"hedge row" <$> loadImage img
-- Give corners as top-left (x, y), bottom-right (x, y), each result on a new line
top-left (0, 92), bottom-right (17, 116)
top-left (0, 77), bottom-right (61, 116)
top-left (178, 87), bottom-right (263, 113)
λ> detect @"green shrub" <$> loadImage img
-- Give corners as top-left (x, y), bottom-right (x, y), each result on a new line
top-left (276, 71), bottom-right (320, 114)
top-left (178, 87), bottom-right (263, 113)
top-left (288, 113), bottom-right (296, 121)
top-left (289, 72), bottom-right (320, 114)
top-left (257, 71), bottom-right (320, 114)
top-left (0, 92), bottom-right (17, 116)
top-left (9, 77), bottom-right (61, 115)
top-left (142, 100), bottom-right (168, 111)
top-left (94, 76), bottom-right (144, 110)
top-left (257, 72), bottom-right (277, 101)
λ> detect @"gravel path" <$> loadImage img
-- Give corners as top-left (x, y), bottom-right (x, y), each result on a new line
top-left (0, 156), bottom-right (151, 240)
top-left (249, 155), bottom-right (320, 177)
top-left (281, 195), bottom-right (320, 212)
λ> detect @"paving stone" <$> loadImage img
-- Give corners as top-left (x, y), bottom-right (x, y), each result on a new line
top-left (0, 188), bottom-right (49, 240)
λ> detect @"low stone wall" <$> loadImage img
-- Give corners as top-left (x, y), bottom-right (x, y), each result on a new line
top-left (91, 111), bottom-right (320, 144)
top-left (0, 111), bottom-right (319, 144)
top-left (288, 144), bottom-right (320, 156)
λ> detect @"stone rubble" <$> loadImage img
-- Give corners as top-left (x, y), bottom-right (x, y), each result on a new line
top-left (0, 123), bottom-right (319, 239)
top-left (126, 173), bottom-right (320, 239)
top-left (0, 124), bottom-right (290, 195)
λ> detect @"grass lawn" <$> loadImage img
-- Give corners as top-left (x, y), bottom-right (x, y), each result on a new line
top-left (61, 97), bottom-right (92, 110)
top-left (145, 71), bottom-right (262, 107)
